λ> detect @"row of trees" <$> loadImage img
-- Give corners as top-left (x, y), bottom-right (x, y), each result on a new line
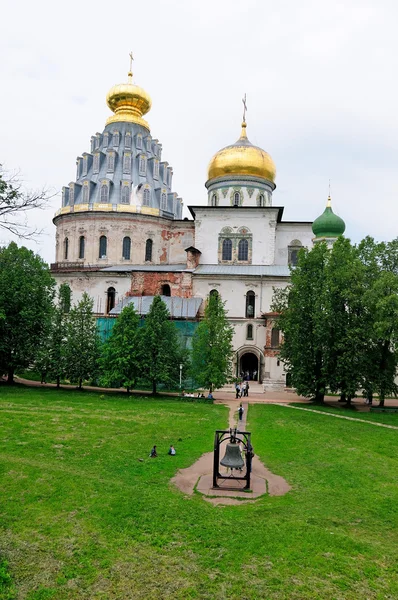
top-left (0, 242), bottom-right (235, 393)
top-left (273, 236), bottom-right (398, 405)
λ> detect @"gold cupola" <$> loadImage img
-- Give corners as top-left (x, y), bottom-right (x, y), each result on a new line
top-left (106, 60), bottom-right (152, 130)
top-left (207, 121), bottom-right (276, 184)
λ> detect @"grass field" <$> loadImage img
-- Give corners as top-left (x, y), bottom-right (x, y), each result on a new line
top-left (0, 386), bottom-right (397, 599)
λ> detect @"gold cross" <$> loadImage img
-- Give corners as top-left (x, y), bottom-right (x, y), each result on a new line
top-left (129, 51), bottom-right (134, 73)
top-left (242, 93), bottom-right (247, 123)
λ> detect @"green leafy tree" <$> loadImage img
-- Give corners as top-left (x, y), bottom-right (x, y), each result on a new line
top-left (0, 242), bottom-right (55, 383)
top-left (38, 283), bottom-right (71, 387)
top-left (324, 237), bottom-right (367, 404)
top-left (100, 304), bottom-right (142, 393)
top-left (64, 292), bottom-right (101, 389)
top-left (191, 292), bottom-right (234, 393)
top-left (272, 243), bottom-right (329, 403)
top-left (140, 296), bottom-right (187, 395)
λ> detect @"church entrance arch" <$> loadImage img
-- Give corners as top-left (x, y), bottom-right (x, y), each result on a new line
top-left (239, 352), bottom-right (259, 381)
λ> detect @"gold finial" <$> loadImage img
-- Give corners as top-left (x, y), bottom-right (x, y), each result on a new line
top-left (327, 179), bottom-right (331, 207)
top-left (242, 93), bottom-right (247, 123)
top-left (128, 51), bottom-right (134, 81)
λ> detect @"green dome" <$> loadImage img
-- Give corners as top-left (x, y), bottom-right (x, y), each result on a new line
top-left (312, 198), bottom-right (345, 238)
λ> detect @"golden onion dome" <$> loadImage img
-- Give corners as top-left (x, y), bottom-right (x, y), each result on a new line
top-left (106, 69), bottom-right (152, 130)
top-left (207, 122), bottom-right (276, 183)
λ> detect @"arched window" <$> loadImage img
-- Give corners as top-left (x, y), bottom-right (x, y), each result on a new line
top-left (246, 324), bottom-right (253, 340)
top-left (123, 153), bottom-right (131, 174)
top-left (112, 131), bottom-right (120, 146)
top-left (288, 240), bottom-right (303, 266)
top-left (238, 239), bottom-right (249, 261)
top-left (106, 287), bottom-right (116, 314)
top-left (222, 238), bottom-right (232, 261)
top-left (136, 134), bottom-right (142, 149)
top-left (145, 239), bottom-right (153, 262)
top-left (209, 289), bottom-right (219, 297)
top-left (257, 194), bottom-right (264, 207)
top-left (161, 284), bottom-right (171, 296)
top-left (211, 194), bottom-right (218, 206)
top-left (246, 291), bottom-right (255, 318)
top-left (93, 153), bottom-right (100, 173)
top-left (122, 236), bottom-right (131, 260)
top-left (234, 192), bottom-right (240, 206)
top-left (69, 186), bottom-right (75, 205)
top-left (82, 185), bottom-right (89, 203)
top-left (107, 152), bottom-right (115, 172)
top-left (139, 155), bottom-right (147, 175)
top-left (99, 235), bottom-right (107, 259)
top-left (143, 188), bottom-right (150, 206)
top-left (125, 133), bottom-right (132, 149)
top-left (64, 237), bottom-right (69, 260)
top-left (100, 184), bottom-right (109, 203)
top-left (161, 193), bottom-right (167, 210)
top-left (121, 185), bottom-right (130, 204)
top-left (103, 133), bottom-right (108, 147)
top-left (79, 236), bottom-right (85, 259)
top-left (271, 328), bottom-right (280, 347)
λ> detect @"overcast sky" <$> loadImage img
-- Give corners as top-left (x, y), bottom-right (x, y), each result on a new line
top-left (2, 0), bottom-right (398, 263)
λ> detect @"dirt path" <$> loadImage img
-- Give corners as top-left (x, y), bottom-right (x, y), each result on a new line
top-left (171, 401), bottom-right (291, 505)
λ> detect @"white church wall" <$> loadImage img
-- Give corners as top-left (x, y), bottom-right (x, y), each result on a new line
top-left (53, 273), bottom-right (131, 315)
top-left (274, 223), bottom-right (314, 265)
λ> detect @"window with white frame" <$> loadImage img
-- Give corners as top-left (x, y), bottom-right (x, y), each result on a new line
top-left (233, 191), bottom-right (241, 206)
top-left (93, 153), bottom-right (100, 173)
top-left (123, 153), bottom-right (131, 174)
top-left (153, 160), bottom-right (159, 178)
top-left (107, 152), bottom-right (115, 172)
top-left (100, 183), bottom-right (109, 203)
top-left (112, 131), bottom-right (120, 146)
top-left (69, 185), bottom-right (75, 205)
top-left (103, 133), bottom-right (109, 147)
top-left (146, 136), bottom-right (152, 151)
top-left (125, 133), bottom-right (132, 149)
top-left (82, 184), bottom-right (89, 203)
top-left (161, 192), bottom-right (167, 210)
top-left (143, 188), bottom-right (150, 206)
top-left (139, 155), bottom-right (147, 175)
top-left (121, 184), bottom-right (130, 204)
top-left (99, 235), bottom-right (107, 258)
top-left (122, 236), bottom-right (131, 260)
top-left (136, 134), bottom-right (142, 149)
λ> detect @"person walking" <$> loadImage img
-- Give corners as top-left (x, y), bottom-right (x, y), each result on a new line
top-left (238, 403), bottom-right (244, 421)
top-left (235, 382), bottom-right (241, 399)
top-left (244, 382), bottom-right (250, 397)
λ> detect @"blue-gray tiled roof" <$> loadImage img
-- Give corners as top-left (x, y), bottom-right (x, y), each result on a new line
top-left (110, 295), bottom-right (203, 318)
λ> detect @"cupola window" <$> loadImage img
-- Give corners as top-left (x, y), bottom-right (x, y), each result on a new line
top-left (139, 155), bottom-right (147, 176)
top-left (103, 133), bottom-right (109, 147)
top-left (145, 239), bottom-right (153, 262)
top-left (82, 184), bottom-right (89, 204)
top-left (90, 137), bottom-right (96, 153)
top-left (121, 184), bottom-right (130, 204)
top-left (107, 152), bottom-right (115, 173)
top-left (99, 235), bottom-right (107, 259)
top-left (238, 239), bottom-right (249, 261)
top-left (161, 192), bottom-right (167, 210)
top-left (82, 156), bottom-right (88, 176)
top-left (100, 183), bottom-right (109, 203)
top-left (211, 194), bottom-right (218, 207)
top-left (123, 153), bottom-right (131, 174)
top-left (233, 192), bottom-right (241, 207)
top-left (64, 237), bottom-right (69, 260)
top-left (93, 153), bottom-right (100, 173)
top-left (62, 187), bottom-right (69, 207)
top-left (136, 134), bottom-right (142, 149)
top-left (95, 134), bottom-right (101, 149)
top-left (146, 137), bottom-right (152, 151)
top-left (222, 238), bottom-right (232, 261)
top-left (245, 291), bottom-right (255, 318)
top-left (122, 236), bottom-right (131, 260)
top-left (143, 188), bottom-right (150, 206)
top-left (153, 160), bottom-right (159, 179)
top-left (69, 185), bottom-right (75, 205)
top-left (257, 194), bottom-right (265, 207)
top-left (125, 133), bottom-right (132, 149)
top-left (79, 236), bottom-right (85, 259)
top-left (76, 159), bottom-right (81, 180)
top-left (112, 131), bottom-right (120, 147)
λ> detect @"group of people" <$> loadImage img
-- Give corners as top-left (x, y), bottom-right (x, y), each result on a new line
top-left (150, 445), bottom-right (176, 457)
top-left (235, 381), bottom-right (250, 398)
top-left (181, 390), bottom-right (213, 399)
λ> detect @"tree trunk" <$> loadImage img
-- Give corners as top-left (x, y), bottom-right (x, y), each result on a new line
top-left (379, 394), bottom-right (385, 408)
top-left (7, 367), bottom-right (14, 385)
top-left (152, 379), bottom-right (156, 395)
top-left (126, 387), bottom-right (130, 394)
top-left (78, 378), bottom-right (82, 390)
top-left (56, 376), bottom-right (60, 389)
top-left (339, 392), bottom-right (346, 403)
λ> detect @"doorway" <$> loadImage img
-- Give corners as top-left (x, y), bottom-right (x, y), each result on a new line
top-left (240, 352), bottom-right (259, 381)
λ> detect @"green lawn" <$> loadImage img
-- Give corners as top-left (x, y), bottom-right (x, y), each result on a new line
top-left (0, 386), bottom-right (397, 599)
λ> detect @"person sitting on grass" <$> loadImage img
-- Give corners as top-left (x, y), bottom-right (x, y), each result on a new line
top-left (150, 445), bottom-right (157, 458)
top-left (207, 391), bottom-right (214, 400)
top-left (168, 445), bottom-right (176, 455)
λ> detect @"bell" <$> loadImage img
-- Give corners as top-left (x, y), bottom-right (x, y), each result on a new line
top-left (220, 442), bottom-right (245, 470)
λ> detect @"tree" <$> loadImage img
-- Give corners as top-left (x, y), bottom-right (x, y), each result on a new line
top-left (0, 242), bottom-right (55, 383)
top-left (272, 243), bottom-right (329, 403)
top-left (38, 283), bottom-right (71, 387)
top-left (64, 293), bottom-right (101, 389)
top-left (191, 292), bottom-right (234, 393)
top-left (100, 304), bottom-right (142, 393)
top-left (0, 166), bottom-right (52, 239)
top-left (324, 237), bottom-right (367, 404)
top-left (140, 296), bottom-right (187, 395)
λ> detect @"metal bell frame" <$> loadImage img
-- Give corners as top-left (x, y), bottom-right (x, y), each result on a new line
top-left (213, 427), bottom-right (253, 490)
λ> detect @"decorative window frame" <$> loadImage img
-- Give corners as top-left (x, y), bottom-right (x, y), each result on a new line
top-left (121, 182), bottom-right (130, 204)
top-left (160, 191), bottom-right (167, 211)
top-left (246, 323), bottom-right (254, 340)
top-left (136, 134), bottom-right (142, 150)
top-left (153, 160), bottom-right (159, 179)
top-left (143, 186), bottom-right (151, 206)
top-left (112, 131), bottom-right (120, 147)
top-left (99, 235), bottom-right (107, 259)
top-left (230, 188), bottom-right (242, 207)
top-left (123, 152), bottom-right (131, 174)
top-left (125, 133), bottom-right (132, 149)
top-left (211, 192), bottom-right (218, 207)
top-left (288, 239), bottom-right (303, 266)
top-left (103, 133), bottom-right (109, 148)
top-left (93, 153), bottom-right (100, 174)
top-left (146, 136), bottom-right (152, 152)
top-left (122, 236), bottom-right (131, 260)
top-left (100, 180), bottom-right (110, 203)
top-left (107, 151), bottom-right (115, 173)
top-left (218, 226), bottom-right (253, 264)
top-left (138, 154), bottom-right (147, 176)
top-left (82, 182), bottom-right (89, 203)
